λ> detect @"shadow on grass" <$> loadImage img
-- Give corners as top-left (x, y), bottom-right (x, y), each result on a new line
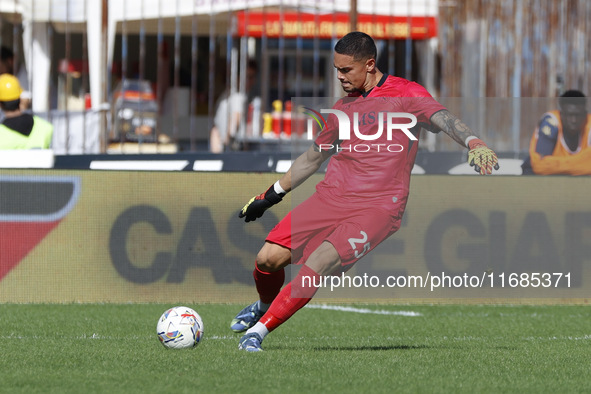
top-left (309, 344), bottom-right (430, 351)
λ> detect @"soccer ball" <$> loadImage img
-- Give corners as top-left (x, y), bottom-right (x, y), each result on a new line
top-left (156, 306), bottom-right (204, 349)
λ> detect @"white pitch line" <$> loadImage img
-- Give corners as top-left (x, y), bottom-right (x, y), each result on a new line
top-left (305, 304), bottom-right (422, 317)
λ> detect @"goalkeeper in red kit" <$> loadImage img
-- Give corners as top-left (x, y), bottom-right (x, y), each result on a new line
top-left (232, 32), bottom-right (499, 351)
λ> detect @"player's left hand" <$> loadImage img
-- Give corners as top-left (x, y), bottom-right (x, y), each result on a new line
top-left (468, 138), bottom-right (499, 175)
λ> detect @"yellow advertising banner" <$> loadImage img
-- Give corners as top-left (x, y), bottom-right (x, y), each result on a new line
top-left (326, 175), bottom-right (591, 300)
top-left (0, 171), bottom-right (287, 303)
top-left (1, 170), bottom-right (590, 303)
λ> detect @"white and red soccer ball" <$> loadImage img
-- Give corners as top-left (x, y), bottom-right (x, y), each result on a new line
top-left (156, 306), bottom-right (204, 349)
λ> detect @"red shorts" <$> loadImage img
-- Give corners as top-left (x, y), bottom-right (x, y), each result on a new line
top-left (266, 192), bottom-right (407, 267)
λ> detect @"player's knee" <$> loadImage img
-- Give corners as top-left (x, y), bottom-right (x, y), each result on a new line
top-left (255, 252), bottom-right (281, 272)
top-left (256, 245), bottom-right (289, 272)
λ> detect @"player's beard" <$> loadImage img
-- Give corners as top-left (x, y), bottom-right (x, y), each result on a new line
top-left (340, 81), bottom-right (357, 93)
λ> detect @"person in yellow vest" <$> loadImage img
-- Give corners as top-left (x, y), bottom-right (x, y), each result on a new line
top-left (522, 90), bottom-right (591, 175)
top-left (0, 74), bottom-right (53, 150)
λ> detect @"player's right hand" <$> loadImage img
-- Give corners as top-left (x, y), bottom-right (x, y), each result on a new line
top-left (239, 184), bottom-right (285, 222)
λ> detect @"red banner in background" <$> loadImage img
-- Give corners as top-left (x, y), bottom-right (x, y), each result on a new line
top-left (0, 176), bottom-right (81, 280)
top-left (236, 12), bottom-right (437, 39)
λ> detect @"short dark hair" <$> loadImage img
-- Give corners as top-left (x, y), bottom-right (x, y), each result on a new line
top-left (0, 99), bottom-right (20, 111)
top-left (559, 90), bottom-right (587, 108)
top-left (334, 32), bottom-right (377, 62)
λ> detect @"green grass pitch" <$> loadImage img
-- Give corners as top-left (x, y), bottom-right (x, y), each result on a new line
top-left (1, 303), bottom-right (590, 393)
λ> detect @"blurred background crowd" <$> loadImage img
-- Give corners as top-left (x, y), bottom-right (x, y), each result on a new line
top-left (0, 0), bottom-right (589, 172)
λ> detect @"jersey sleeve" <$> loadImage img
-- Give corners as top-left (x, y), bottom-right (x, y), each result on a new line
top-left (532, 113), bottom-right (559, 157)
top-left (402, 82), bottom-right (447, 124)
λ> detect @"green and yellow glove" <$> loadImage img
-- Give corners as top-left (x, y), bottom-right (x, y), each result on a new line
top-left (239, 183), bottom-right (286, 222)
top-left (467, 138), bottom-right (499, 175)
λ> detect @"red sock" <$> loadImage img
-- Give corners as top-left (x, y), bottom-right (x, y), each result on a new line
top-left (259, 264), bottom-right (321, 332)
top-left (253, 263), bottom-right (285, 304)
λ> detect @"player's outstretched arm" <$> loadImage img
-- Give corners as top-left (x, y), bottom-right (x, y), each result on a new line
top-left (288, 143), bottom-right (332, 190)
top-left (239, 144), bottom-right (330, 222)
top-left (430, 110), bottom-right (500, 175)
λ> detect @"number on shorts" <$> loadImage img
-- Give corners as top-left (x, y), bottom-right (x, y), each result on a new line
top-left (348, 231), bottom-right (371, 259)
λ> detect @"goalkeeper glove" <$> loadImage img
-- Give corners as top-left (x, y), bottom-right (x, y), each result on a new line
top-left (239, 183), bottom-right (286, 222)
top-left (467, 138), bottom-right (500, 175)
